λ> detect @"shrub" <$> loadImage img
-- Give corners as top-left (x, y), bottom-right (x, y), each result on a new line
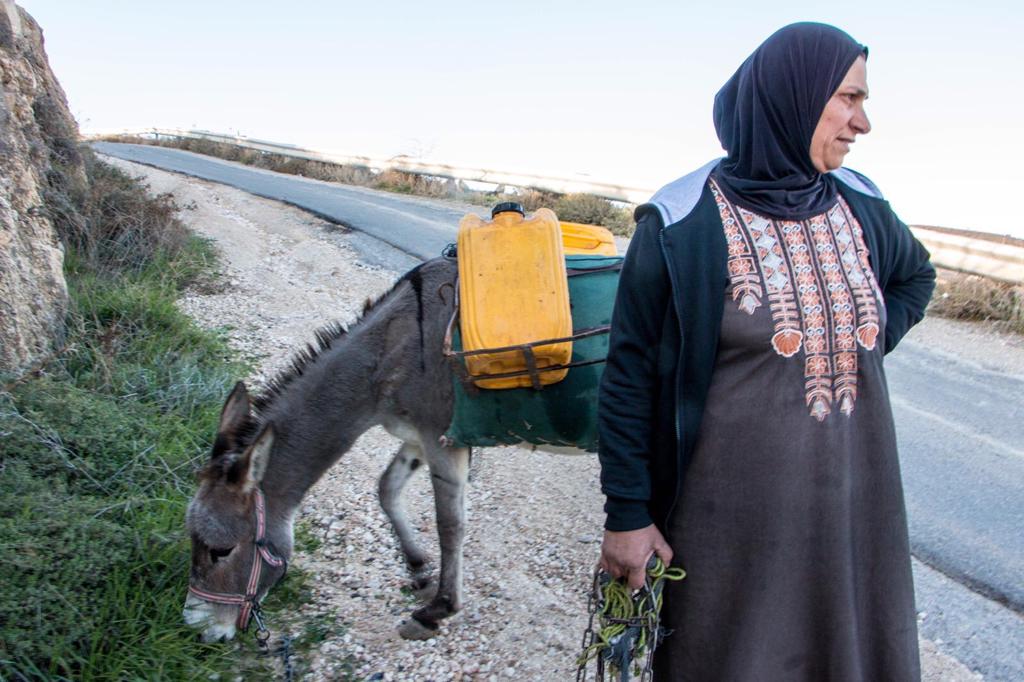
top-left (928, 269), bottom-right (1024, 334)
top-left (553, 193), bottom-right (634, 236)
top-left (54, 155), bottom-right (191, 277)
top-left (102, 134), bottom-right (638, 234)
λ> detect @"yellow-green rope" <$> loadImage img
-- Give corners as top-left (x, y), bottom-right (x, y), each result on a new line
top-left (577, 557), bottom-right (686, 678)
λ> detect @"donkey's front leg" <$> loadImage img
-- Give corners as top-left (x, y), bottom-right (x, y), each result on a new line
top-left (398, 444), bottom-right (469, 640)
top-left (379, 442), bottom-right (432, 590)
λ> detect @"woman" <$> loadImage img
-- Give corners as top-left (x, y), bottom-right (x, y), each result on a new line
top-left (597, 23), bottom-right (935, 681)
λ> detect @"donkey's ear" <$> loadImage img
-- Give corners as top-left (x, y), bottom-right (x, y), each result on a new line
top-left (237, 424), bottom-right (274, 490)
top-left (218, 381), bottom-right (251, 436)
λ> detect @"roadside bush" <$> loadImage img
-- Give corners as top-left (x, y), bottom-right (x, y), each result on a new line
top-left (54, 155), bottom-right (190, 276)
top-left (465, 187), bottom-right (560, 214)
top-left (553, 192), bottom-right (634, 236)
top-left (928, 268), bottom-right (1024, 334)
top-left (373, 168), bottom-right (453, 197)
top-left (103, 134), bottom-right (638, 234)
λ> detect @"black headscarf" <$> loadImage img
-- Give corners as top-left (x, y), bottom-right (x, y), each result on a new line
top-left (712, 22), bottom-right (868, 220)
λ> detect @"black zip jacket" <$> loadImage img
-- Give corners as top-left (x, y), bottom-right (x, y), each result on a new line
top-left (597, 165), bottom-right (936, 532)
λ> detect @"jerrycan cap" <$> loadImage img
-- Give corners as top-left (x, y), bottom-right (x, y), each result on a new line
top-left (491, 201), bottom-right (525, 218)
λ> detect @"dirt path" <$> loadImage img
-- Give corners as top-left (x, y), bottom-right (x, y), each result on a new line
top-left (102, 156), bottom-right (984, 681)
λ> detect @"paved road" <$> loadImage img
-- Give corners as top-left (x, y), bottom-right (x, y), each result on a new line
top-left (95, 142), bottom-right (1024, 679)
top-left (93, 142), bottom-right (458, 264)
top-left (888, 343), bottom-right (1024, 611)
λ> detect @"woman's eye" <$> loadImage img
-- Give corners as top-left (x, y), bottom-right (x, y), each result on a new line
top-left (209, 547), bottom-right (233, 563)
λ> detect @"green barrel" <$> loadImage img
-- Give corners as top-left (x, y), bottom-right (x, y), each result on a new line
top-left (444, 254), bottom-right (622, 452)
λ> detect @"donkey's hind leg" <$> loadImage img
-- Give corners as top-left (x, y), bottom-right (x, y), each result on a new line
top-left (379, 442), bottom-right (432, 587)
top-left (398, 443), bottom-right (470, 640)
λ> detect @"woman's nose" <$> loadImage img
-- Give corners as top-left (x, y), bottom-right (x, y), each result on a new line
top-left (852, 104), bottom-right (871, 135)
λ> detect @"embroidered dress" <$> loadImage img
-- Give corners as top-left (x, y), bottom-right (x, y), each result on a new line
top-left (655, 181), bottom-right (920, 681)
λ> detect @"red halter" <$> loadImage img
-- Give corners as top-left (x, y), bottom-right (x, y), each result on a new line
top-left (187, 488), bottom-right (286, 631)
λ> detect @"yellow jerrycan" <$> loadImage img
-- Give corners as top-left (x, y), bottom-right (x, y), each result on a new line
top-left (457, 202), bottom-right (572, 389)
top-left (559, 221), bottom-right (618, 256)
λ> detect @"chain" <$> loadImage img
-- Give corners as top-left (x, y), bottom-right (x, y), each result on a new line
top-left (251, 603), bottom-right (271, 652)
top-left (576, 557), bottom-right (686, 681)
top-left (251, 603), bottom-right (294, 682)
top-left (576, 571), bottom-right (602, 682)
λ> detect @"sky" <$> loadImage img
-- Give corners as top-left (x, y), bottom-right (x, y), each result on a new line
top-left (17, 0), bottom-right (1024, 236)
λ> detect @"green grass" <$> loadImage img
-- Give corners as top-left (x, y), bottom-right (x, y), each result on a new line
top-left (0, 157), bottom-right (300, 680)
top-left (293, 520), bottom-right (323, 554)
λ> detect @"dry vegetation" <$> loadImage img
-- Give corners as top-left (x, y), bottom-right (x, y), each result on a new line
top-left (100, 134), bottom-right (636, 236)
top-left (928, 268), bottom-right (1024, 334)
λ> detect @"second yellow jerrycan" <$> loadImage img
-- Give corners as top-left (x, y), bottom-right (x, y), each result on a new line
top-left (457, 202), bottom-right (573, 389)
top-left (559, 221), bottom-right (618, 256)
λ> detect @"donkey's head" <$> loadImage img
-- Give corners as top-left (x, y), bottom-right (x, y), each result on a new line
top-left (183, 382), bottom-right (286, 642)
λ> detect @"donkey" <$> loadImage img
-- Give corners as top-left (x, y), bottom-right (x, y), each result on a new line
top-left (184, 257), bottom-right (474, 642)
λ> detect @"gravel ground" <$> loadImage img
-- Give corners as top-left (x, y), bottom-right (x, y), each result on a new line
top-left (102, 156), bottom-right (985, 681)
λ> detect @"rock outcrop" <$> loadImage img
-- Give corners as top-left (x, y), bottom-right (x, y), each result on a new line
top-left (0, 0), bottom-right (84, 373)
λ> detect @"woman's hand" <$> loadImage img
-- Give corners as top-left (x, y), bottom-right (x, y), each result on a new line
top-left (600, 524), bottom-right (673, 590)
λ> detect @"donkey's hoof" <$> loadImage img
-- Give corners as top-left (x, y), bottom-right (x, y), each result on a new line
top-left (407, 554), bottom-right (432, 574)
top-left (398, 617), bottom-right (438, 640)
top-left (411, 577), bottom-right (438, 602)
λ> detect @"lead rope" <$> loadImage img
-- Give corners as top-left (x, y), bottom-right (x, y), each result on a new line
top-left (576, 557), bottom-right (686, 681)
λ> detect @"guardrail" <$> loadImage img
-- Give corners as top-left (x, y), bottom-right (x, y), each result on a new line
top-left (89, 128), bottom-right (1024, 284)
top-left (909, 227), bottom-right (1024, 285)
top-left (91, 127), bottom-right (655, 205)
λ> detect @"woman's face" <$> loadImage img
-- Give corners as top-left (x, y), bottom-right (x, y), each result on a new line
top-left (810, 55), bottom-right (871, 173)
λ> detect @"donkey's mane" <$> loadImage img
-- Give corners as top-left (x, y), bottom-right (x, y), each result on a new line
top-left (251, 320), bottom-right (348, 414)
top-left (251, 263), bottom-right (426, 415)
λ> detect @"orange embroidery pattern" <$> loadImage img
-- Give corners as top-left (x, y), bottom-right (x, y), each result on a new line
top-left (710, 178), bottom-right (882, 421)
